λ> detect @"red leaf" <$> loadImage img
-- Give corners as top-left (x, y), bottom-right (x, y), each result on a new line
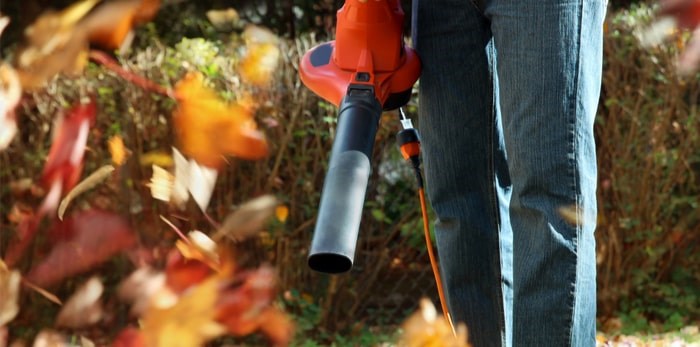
top-left (113, 327), bottom-right (147, 347)
top-left (164, 250), bottom-right (213, 294)
top-left (215, 266), bottom-right (294, 345)
top-left (42, 99), bottom-right (96, 194)
top-left (26, 209), bottom-right (136, 287)
top-left (660, 0), bottom-right (700, 29)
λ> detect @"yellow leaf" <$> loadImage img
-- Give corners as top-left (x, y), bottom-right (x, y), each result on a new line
top-left (139, 150), bottom-right (174, 168)
top-left (108, 135), bottom-right (129, 166)
top-left (141, 277), bottom-right (225, 347)
top-left (173, 72), bottom-right (268, 168)
top-left (275, 205), bottom-right (289, 223)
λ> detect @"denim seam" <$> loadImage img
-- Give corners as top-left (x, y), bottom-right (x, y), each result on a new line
top-left (467, 0), bottom-right (484, 14)
top-left (567, 1), bottom-right (586, 345)
top-left (487, 43), bottom-right (507, 347)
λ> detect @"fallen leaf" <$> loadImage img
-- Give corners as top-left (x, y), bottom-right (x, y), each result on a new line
top-left (214, 195), bottom-right (277, 241)
top-left (55, 277), bottom-right (103, 328)
top-left (238, 25), bottom-right (280, 86)
top-left (26, 210), bottom-right (136, 287)
top-left (108, 135), bottom-right (129, 166)
top-left (58, 165), bottom-right (115, 220)
top-left (141, 277), bottom-right (225, 347)
top-left (173, 72), bottom-right (268, 168)
top-left (0, 260), bottom-right (21, 326)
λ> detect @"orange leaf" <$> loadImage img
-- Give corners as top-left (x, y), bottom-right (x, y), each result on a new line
top-left (164, 250), bottom-right (213, 294)
top-left (239, 26), bottom-right (280, 86)
top-left (275, 205), bottom-right (289, 223)
top-left (81, 0), bottom-right (160, 51)
top-left (173, 72), bottom-right (268, 168)
top-left (108, 135), bottom-right (129, 166)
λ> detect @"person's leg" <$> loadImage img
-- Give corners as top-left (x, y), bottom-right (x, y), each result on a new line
top-left (413, 1), bottom-right (512, 346)
top-left (485, 0), bottom-right (605, 345)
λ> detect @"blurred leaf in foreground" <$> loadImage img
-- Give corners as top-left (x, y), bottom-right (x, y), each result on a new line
top-left (239, 25), bottom-right (280, 86)
top-left (0, 62), bottom-right (21, 151)
top-left (26, 209), bottom-right (136, 287)
top-left (55, 277), bottom-right (104, 329)
top-left (173, 72), bottom-right (268, 168)
top-left (0, 260), bottom-right (21, 326)
top-left (398, 298), bottom-right (470, 347)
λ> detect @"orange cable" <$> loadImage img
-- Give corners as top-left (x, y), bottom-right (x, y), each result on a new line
top-left (418, 187), bottom-right (456, 334)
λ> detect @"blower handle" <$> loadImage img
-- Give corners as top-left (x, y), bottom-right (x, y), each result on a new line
top-left (308, 85), bottom-right (382, 273)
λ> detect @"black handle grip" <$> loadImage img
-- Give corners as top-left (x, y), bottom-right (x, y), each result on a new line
top-left (308, 87), bottom-right (382, 273)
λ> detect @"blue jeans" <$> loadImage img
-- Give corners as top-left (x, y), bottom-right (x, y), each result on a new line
top-left (412, 1), bottom-right (605, 346)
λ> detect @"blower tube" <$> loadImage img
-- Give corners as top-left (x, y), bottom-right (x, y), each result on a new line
top-left (308, 86), bottom-right (382, 273)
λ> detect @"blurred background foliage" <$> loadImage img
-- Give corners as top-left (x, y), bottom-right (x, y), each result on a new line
top-left (1, 0), bottom-right (698, 344)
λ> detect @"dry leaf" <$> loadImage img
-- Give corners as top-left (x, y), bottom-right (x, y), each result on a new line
top-left (215, 195), bottom-right (278, 241)
top-left (173, 72), bottom-right (268, 168)
top-left (0, 260), bottom-right (21, 326)
top-left (147, 165), bottom-right (175, 203)
top-left (0, 63), bottom-right (21, 151)
top-left (15, 0), bottom-right (99, 89)
top-left (239, 25), bottom-right (280, 86)
top-left (164, 250), bottom-right (214, 294)
top-left (175, 231), bottom-right (220, 268)
top-left (141, 277), bottom-right (225, 347)
top-left (117, 267), bottom-right (166, 316)
top-left (108, 135), bottom-right (129, 166)
top-left (57, 165), bottom-right (115, 220)
top-left (55, 277), bottom-right (103, 328)
top-left (21, 279), bottom-right (62, 306)
top-left (398, 298), bottom-right (470, 347)
top-left (147, 148), bottom-right (218, 211)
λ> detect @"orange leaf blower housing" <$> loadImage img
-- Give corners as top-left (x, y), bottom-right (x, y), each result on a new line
top-left (300, 0), bottom-right (421, 274)
top-left (300, 0), bottom-right (421, 109)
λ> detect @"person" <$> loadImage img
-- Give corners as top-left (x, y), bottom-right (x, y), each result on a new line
top-left (411, 1), bottom-right (606, 346)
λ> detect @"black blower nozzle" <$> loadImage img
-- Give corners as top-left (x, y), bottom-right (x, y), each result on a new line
top-left (307, 87), bottom-right (382, 274)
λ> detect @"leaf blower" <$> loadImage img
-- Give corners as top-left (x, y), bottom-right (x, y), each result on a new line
top-left (299, 0), bottom-right (421, 274)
